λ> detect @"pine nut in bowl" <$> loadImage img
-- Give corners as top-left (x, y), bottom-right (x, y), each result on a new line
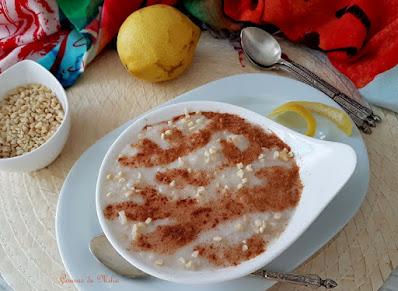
top-left (0, 60), bottom-right (71, 172)
top-left (96, 101), bottom-right (357, 284)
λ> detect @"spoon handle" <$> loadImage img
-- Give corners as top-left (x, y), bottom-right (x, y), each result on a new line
top-left (252, 269), bottom-right (338, 289)
top-left (278, 59), bottom-right (369, 119)
top-left (275, 60), bottom-right (374, 132)
top-left (287, 59), bottom-right (380, 124)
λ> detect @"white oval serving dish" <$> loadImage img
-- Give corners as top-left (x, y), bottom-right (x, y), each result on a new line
top-left (96, 101), bottom-right (356, 284)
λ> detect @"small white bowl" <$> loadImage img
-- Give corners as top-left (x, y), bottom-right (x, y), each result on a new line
top-left (0, 60), bottom-right (71, 172)
top-left (96, 101), bottom-right (357, 284)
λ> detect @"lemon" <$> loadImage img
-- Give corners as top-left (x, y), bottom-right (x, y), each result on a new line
top-left (270, 101), bottom-right (353, 137)
top-left (270, 103), bottom-right (317, 137)
top-left (292, 101), bottom-right (353, 136)
top-left (117, 5), bottom-right (201, 82)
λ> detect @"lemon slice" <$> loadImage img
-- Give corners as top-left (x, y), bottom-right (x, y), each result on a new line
top-left (270, 103), bottom-right (317, 137)
top-left (270, 101), bottom-right (353, 136)
top-left (291, 101), bottom-right (353, 136)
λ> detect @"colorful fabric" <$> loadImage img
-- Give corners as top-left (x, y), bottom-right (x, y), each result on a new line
top-left (0, 1), bottom-right (397, 111)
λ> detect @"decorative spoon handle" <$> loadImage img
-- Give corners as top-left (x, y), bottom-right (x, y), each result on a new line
top-left (287, 59), bottom-right (381, 123)
top-left (278, 59), bottom-right (375, 122)
top-left (274, 61), bottom-right (373, 133)
top-left (252, 269), bottom-right (338, 289)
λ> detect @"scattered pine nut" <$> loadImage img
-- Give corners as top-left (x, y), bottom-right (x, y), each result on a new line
top-left (213, 236), bottom-right (222, 242)
top-left (185, 260), bottom-right (193, 269)
top-left (118, 211), bottom-right (127, 225)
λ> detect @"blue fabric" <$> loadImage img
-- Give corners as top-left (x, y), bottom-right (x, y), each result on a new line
top-left (360, 66), bottom-right (398, 112)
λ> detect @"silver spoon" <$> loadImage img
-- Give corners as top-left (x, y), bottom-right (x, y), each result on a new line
top-left (90, 234), bottom-right (146, 278)
top-left (240, 26), bottom-right (381, 134)
top-left (90, 234), bottom-right (337, 288)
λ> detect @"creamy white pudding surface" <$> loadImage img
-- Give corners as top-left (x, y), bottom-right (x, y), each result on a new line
top-left (102, 110), bottom-right (302, 271)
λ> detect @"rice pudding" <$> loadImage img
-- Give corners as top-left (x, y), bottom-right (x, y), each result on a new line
top-left (101, 110), bottom-right (303, 270)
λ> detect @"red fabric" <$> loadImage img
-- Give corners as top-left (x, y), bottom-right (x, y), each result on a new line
top-left (147, 0), bottom-right (178, 4)
top-left (224, 0), bottom-right (398, 88)
top-left (0, 0), bottom-right (60, 60)
top-left (99, 0), bottom-right (144, 51)
top-left (1, 0), bottom-right (396, 89)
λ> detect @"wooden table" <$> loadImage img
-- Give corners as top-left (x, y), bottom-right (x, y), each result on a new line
top-left (0, 33), bottom-right (397, 291)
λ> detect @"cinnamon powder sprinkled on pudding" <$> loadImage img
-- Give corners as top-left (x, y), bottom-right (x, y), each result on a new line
top-left (155, 169), bottom-right (212, 187)
top-left (195, 235), bottom-right (266, 266)
top-left (103, 111), bottom-right (302, 269)
top-left (118, 112), bottom-right (288, 168)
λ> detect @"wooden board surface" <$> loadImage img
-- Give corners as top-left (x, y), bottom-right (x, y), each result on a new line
top-left (0, 33), bottom-right (397, 291)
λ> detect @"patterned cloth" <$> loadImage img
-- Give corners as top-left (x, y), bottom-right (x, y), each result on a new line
top-left (0, 0), bottom-right (397, 110)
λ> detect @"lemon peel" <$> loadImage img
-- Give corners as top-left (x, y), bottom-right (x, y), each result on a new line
top-left (292, 101), bottom-right (353, 136)
top-left (270, 101), bottom-right (353, 137)
top-left (270, 103), bottom-right (317, 137)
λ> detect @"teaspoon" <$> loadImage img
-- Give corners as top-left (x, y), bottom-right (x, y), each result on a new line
top-left (90, 234), bottom-right (337, 288)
